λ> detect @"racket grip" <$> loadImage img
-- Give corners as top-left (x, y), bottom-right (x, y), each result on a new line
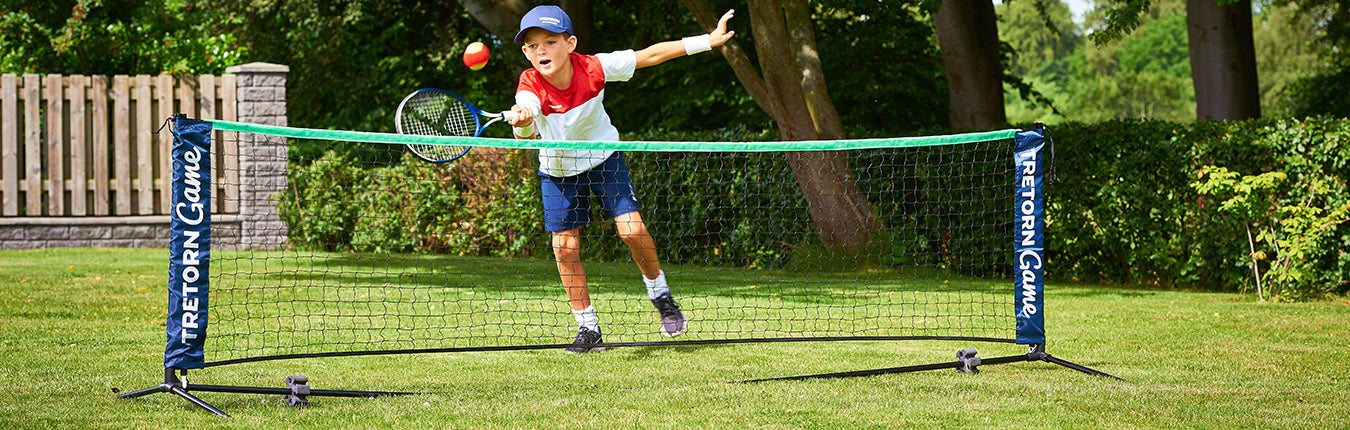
top-left (501, 110), bottom-right (517, 122)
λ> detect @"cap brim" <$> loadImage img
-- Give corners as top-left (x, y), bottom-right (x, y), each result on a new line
top-left (512, 27), bottom-right (532, 43)
top-left (513, 25), bottom-right (569, 43)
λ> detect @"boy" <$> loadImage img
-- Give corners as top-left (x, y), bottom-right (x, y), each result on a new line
top-left (506, 5), bottom-right (736, 353)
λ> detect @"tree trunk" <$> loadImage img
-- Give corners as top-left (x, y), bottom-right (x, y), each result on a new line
top-left (746, 0), bottom-right (876, 253)
top-left (780, 0), bottom-right (874, 252)
top-left (559, 0), bottom-right (596, 54)
top-left (457, 0), bottom-right (531, 42)
top-left (1187, 0), bottom-right (1261, 121)
top-left (782, 0), bottom-right (843, 140)
top-left (934, 0), bottom-right (1006, 129)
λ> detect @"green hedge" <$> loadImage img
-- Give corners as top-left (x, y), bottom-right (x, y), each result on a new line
top-left (279, 148), bottom-right (545, 258)
top-left (1049, 117), bottom-right (1350, 298)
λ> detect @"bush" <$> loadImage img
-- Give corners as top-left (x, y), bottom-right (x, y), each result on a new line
top-left (278, 148), bottom-right (545, 258)
top-left (1191, 118), bottom-right (1350, 299)
top-left (1046, 120), bottom-right (1202, 286)
top-left (277, 151), bottom-right (363, 251)
top-left (1049, 117), bottom-right (1350, 299)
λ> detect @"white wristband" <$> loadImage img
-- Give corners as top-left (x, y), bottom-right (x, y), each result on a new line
top-left (513, 122), bottom-right (535, 138)
top-left (682, 35), bottom-right (712, 55)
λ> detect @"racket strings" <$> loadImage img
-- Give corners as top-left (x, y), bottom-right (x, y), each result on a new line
top-left (401, 92), bottom-right (476, 161)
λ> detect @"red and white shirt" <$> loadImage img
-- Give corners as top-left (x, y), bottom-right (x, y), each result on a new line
top-left (516, 50), bottom-right (637, 177)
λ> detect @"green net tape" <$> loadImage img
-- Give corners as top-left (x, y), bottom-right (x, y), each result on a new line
top-left (207, 119), bottom-right (1019, 152)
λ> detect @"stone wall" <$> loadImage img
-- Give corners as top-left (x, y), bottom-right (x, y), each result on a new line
top-left (226, 62), bottom-right (289, 250)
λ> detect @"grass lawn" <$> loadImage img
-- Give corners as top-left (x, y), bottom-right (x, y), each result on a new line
top-left (1, 247), bottom-right (1347, 429)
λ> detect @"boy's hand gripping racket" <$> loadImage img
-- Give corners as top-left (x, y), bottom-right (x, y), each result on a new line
top-left (395, 88), bottom-right (516, 163)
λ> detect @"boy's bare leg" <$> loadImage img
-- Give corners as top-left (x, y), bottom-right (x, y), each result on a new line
top-left (616, 211), bottom-right (685, 337)
top-left (552, 228), bottom-right (590, 310)
top-left (614, 211), bottom-right (661, 279)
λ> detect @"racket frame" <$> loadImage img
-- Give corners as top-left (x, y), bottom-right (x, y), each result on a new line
top-left (395, 88), bottom-right (511, 163)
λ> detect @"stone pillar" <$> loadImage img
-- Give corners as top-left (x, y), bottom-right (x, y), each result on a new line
top-left (225, 62), bottom-right (289, 250)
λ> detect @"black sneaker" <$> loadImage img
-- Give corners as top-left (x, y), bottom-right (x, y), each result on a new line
top-left (565, 327), bottom-right (604, 353)
top-left (651, 294), bottom-right (687, 338)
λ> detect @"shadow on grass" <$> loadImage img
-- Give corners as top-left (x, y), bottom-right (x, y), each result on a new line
top-left (1047, 281), bottom-right (1251, 299)
top-left (618, 342), bottom-right (732, 359)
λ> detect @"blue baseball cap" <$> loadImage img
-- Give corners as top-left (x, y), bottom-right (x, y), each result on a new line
top-left (514, 5), bottom-right (573, 43)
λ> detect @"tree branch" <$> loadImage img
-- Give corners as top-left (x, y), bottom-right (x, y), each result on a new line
top-left (679, 0), bottom-right (781, 123)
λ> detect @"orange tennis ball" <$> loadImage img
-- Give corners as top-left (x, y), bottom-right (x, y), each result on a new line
top-left (463, 42), bottom-right (489, 71)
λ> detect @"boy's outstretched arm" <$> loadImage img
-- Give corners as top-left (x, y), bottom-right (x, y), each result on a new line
top-left (635, 9), bottom-right (736, 69)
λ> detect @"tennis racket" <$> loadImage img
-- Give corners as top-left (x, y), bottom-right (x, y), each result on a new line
top-left (395, 88), bottom-right (516, 163)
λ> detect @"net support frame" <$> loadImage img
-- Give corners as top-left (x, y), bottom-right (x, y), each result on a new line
top-left (121, 116), bottom-right (419, 416)
top-left (120, 118), bottom-right (1117, 417)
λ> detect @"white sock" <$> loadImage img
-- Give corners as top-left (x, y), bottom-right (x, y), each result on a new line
top-left (572, 306), bottom-right (598, 331)
top-left (644, 270), bottom-right (670, 300)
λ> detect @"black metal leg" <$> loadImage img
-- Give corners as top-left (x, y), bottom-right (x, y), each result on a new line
top-left (115, 383), bottom-right (170, 399)
top-left (118, 368), bottom-right (231, 417)
top-left (1041, 353), bottom-right (1126, 381)
top-left (119, 368), bottom-right (422, 417)
top-left (169, 385), bottom-right (230, 417)
top-left (740, 344), bottom-right (1124, 383)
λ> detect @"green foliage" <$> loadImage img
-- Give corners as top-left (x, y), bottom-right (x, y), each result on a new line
top-left (277, 148), bottom-right (545, 258)
top-left (1253, 1), bottom-right (1325, 113)
top-left (1270, 0), bottom-right (1349, 117)
top-left (588, 1), bottom-right (771, 133)
top-left (0, 0), bottom-right (245, 74)
top-left (1071, 0), bottom-right (1345, 120)
top-left (1193, 166), bottom-right (1285, 220)
top-left (1117, 14), bottom-right (1190, 77)
top-left (1278, 65), bottom-right (1350, 118)
top-left (204, 0), bottom-right (520, 165)
top-left (1046, 119), bottom-right (1201, 286)
top-left (1001, 0), bottom-right (1196, 124)
top-left (1049, 117), bottom-right (1350, 299)
top-left (1088, 0), bottom-right (1156, 44)
top-left (811, 1), bottom-right (949, 131)
top-left (594, 1), bottom-right (947, 135)
top-left (1194, 165), bottom-right (1350, 300)
top-left (997, 0), bottom-right (1081, 77)
top-left (275, 150), bottom-right (362, 250)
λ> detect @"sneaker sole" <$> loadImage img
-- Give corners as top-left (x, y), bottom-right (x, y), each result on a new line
top-left (661, 325), bottom-right (686, 338)
top-left (565, 346), bottom-right (606, 354)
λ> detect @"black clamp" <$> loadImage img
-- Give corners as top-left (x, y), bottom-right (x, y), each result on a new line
top-left (956, 348), bottom-right (981, 374)
top-left (284, 375), bottom-right (310, 407)
top-left (1027, 344), bottom-right (1048, 361)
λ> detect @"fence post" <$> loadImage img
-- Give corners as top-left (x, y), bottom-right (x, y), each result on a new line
top-left (224, 62), bottom-right (289, 250)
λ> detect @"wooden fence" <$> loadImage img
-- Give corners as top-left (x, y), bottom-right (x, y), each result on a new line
top-left (0, 73), bottom-right (239, 218)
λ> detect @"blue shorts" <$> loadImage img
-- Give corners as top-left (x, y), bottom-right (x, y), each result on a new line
top-left (540, 152), bottom-right (640, 232)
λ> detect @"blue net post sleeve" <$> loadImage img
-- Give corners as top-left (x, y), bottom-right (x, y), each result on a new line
top-left (1014, 129), bottom-right (1047, 345)
top-left (164, 118), bottom-right (213, 369)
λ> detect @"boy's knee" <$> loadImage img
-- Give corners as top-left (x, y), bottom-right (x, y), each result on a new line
top-left (552, 231), bottom-right (581, 254)
top-left (618, 224), bottom-right (649, 244)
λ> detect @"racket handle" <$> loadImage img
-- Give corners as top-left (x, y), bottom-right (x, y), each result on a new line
top-left (501, 110), bottom-right (517, 122)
